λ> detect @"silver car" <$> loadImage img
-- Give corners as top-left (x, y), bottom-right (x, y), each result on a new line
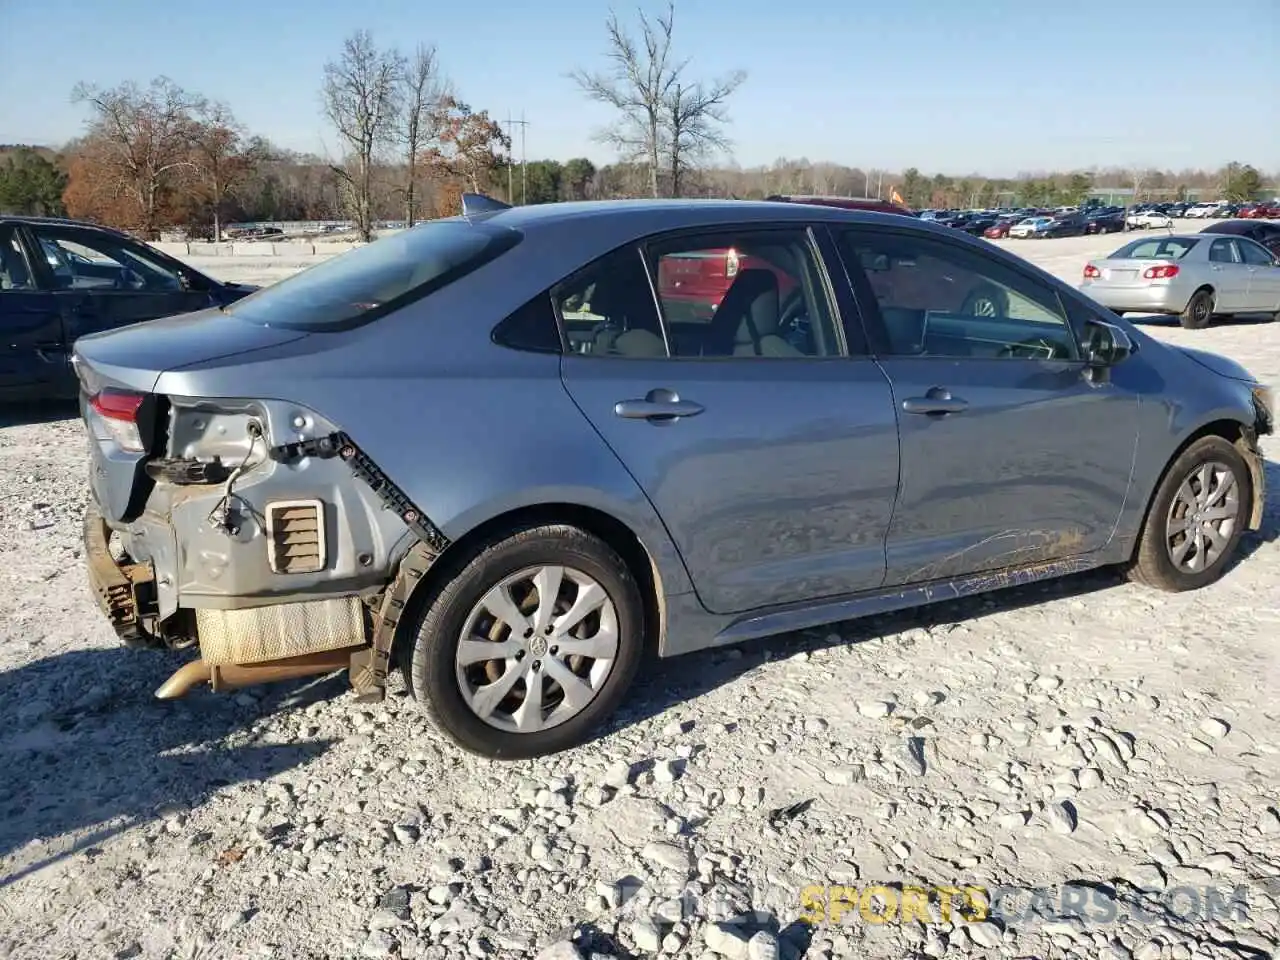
top-left (1081, 233), bottom-right (1280, 328)
top-left (73, 196), bottom-right (1273, 758)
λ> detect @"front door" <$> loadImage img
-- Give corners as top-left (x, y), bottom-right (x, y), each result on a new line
top-left (836, 225), bottom-right (1140, 586)
top-left (0, 224), bottom-right (70, 399)
top-left (557, 226), bottom-right (901, 615)
top-left (27, 225), bottom-right (214, 345)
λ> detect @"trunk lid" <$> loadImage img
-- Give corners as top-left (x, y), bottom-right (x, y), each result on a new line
top-left (1093, 258), bottom-right (1166, 286)
top-left (73, 307), bottom-right (309, 394)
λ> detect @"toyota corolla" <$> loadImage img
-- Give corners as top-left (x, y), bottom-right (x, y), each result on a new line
top-left (75, 196), bottom-right (1272, 758)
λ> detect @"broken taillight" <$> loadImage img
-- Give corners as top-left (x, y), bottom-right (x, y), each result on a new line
top-left (89, 388), bottom-right (147, 453)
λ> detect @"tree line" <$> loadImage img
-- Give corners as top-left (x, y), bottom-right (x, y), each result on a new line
top-left (0, 1), bottom-right (1272, 238)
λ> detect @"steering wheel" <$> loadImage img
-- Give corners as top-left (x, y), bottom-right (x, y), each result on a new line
top-left (961, 282), bottom-right (1009, 318)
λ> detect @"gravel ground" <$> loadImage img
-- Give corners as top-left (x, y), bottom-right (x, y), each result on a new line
top-left (1, 229), bottom-right (1278, 960)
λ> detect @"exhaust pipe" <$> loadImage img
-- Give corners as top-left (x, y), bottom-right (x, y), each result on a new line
top-left (155, 645), bottom-right (366, 699)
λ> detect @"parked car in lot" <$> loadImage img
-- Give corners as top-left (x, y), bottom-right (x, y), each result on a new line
top-left (1185, 203), bottom-right (1223, 219)
top-left (1126, 210), bottom-right (1175, 230)
top-left (1040, 215), bottom-right (1089, 239)
top-left (1085, 211), bottom-right (1127, 235)
top-left (0, 216), bottom-right (258, 401)
top-left (1200, 219), bottom-right (1280, 257)
top-left (651, 195), bottom-right (916, 319)
top-left (982, 217), bottom-right (1021, 239)
top-left (1009, 216), bottom-right (1054, 238)
top-left (74, 195), bottom-right (1273, 757)
top-left (1080, 233), bottom-right (1280, 328)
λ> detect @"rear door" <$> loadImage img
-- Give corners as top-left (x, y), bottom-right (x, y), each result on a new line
top-left (558, 224), bottom-right (900, 616)
top-left (1238, 238), bottom-right (1280, 311)
top-left (0, 223), bottom-right (71, 399)
top-left (27, 224), bottom-right (215, 344)
top-left (1206, 237), bottom-right (1250, 312)
top-left (834, 224), bottom-right (1139, 586)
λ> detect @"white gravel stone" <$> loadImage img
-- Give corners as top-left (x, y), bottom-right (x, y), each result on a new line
top-left (857, 699), bottom-right (895, 718)
top-left (641, 841), bottom-right (693, 875)
top-left (1198, 717), bottom-right (1230, 739)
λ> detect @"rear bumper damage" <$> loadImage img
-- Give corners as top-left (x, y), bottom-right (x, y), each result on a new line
top-left (82, 410), bottom-right (449, 702)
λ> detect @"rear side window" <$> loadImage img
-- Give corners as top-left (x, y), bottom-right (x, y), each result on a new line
top-left (227, 219), bottom-right (521, 331)
top-left (1110, 238), bottom-right (1199, 260)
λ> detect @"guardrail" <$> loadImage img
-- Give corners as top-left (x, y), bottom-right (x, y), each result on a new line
top-left (154, 241), bottom-right (363, 258)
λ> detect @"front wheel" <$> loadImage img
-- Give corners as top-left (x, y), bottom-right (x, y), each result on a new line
top-left (404, 524), bottom-right (645, 758)
top-left (1128, 436), bottom-right (1252, 592)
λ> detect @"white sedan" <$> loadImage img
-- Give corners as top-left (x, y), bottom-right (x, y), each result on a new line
top-left (1126, 211), bottom-right (1174, 229)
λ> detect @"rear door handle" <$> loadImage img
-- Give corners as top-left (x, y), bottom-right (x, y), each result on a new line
top-left (614, 388), bottom-right (704, 422)
top-left (902, 387), bottom-right (968, 416)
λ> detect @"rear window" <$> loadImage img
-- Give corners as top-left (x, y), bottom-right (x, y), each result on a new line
top-left (226, 219), bottom-right (521, 331)
top-left (1110, 238), bottom-right (1199, 260)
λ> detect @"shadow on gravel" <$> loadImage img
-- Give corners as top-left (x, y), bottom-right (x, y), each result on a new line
top-left (607, 457), bottom-right (1280, 741)
top-left (0, 646), bottom-right (341, 887)
top-left (0, 399), bottom-right (79, 428)
top-left (1128, 312), bottom-right (1276, 328)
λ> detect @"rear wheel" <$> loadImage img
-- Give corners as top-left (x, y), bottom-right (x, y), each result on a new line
top-left (404, 524), bottom-right (645, 758)
top-left (1128, 436), bottom-right (1251, 592)
top-left (1180, 288), bottom-right (1214, 329)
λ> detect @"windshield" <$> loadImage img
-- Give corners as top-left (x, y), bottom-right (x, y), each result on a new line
top-left (1110, 237), bottom-right (1200, 260)
top-left (226, 219), bottom-right (521, 331)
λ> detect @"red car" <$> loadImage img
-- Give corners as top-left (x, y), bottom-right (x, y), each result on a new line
top-left (657, 195), bottom-right (913, 318)
top-left (1238, 203), bottom-right (1280, 219)
top-left (983, 218), bottom-right (1020, 239)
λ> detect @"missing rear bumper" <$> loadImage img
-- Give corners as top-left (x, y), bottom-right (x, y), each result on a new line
top-left (83, 504), bottom-right (162, 648)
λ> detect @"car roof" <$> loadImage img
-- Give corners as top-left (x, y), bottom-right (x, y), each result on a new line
top-left (0, 214), bottom-right (131, 236)
top-left (465, 197), bottom-right (928, 235)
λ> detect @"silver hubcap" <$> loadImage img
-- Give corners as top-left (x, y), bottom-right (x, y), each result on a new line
top-left (972, 298), bottom-right (997, 317)
top-left (455, 565), bottom-right (619, 733)
top-left (1165, 460), bottom-right (1241, 573)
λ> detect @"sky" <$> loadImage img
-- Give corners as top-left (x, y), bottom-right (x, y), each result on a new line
top-left (1, 0), bottom-right (1277, 177)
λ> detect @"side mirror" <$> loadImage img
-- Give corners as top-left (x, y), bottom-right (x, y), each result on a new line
top-left (1083, 318), bottom-right (1134, 368)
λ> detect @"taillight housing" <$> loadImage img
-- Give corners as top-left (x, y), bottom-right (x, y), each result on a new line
top-left (88, 388), bottom-right (147, 453)
top-left (1083, 264), bottom-right (1101, 279)
top-left (1142, 264), bottom-right (1179, 279)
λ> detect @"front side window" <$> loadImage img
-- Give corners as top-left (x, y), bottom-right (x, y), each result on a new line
top-left (1238, 239), bottom-right (1277, 266)
top-left (645, 228), bottom-right (841, 358)
top-left (227, 219), bottom-right (521, 331)
top-left (31, 227), bottom-right (184, 292)
top-left (839, 229), bottom-right (1079, 361)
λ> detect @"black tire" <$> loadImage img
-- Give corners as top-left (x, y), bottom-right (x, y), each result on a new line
top-left (403, 524), bottom-right (645, 759)
top-left (1180, 288), bottom-right (1214, 329)
top-left (1128, 435), bottom-right (1252, 592)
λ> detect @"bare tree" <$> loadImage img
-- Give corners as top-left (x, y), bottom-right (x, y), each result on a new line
top-left (322, 31), bottom-right (404, 241)
top-left (71, 77), bottom-right (199, 238)
top-left (571, 3), bottom-right (681, 198)
top-left (664, 71), bottom-right (744, 198)
top-left (188, 101), bottom-right (267, 241)
top-left (398, 44), bottom-right (448, 226)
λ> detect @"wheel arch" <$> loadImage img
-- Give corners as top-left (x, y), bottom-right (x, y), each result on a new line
top-left (391, 501), bottom-right (669, 665)
top-left (1127, 415), bottom-right (1263, 563)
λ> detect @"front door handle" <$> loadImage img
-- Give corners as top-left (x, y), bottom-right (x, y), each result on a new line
top-left (614, 388), bottom-right (704, 422)
top-left (902, 386), bottom-right (968, 416)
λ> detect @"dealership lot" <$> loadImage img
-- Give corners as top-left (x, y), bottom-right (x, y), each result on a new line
top-left (1, 226), bottom-right (1277, 960)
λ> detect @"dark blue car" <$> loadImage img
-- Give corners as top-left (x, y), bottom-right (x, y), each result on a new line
top-left (0, 216), bottom-right (256, 401)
